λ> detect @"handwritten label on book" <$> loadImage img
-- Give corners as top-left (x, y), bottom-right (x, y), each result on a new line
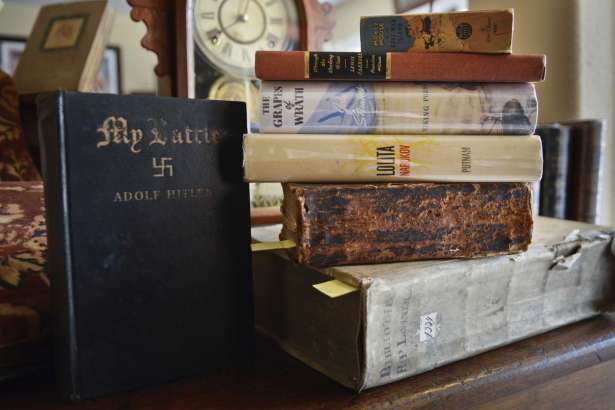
top-left (419, 312), bottom-right (439, 342)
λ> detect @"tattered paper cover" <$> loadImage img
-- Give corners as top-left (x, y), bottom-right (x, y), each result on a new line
top-left (252, 217), bottom-right (615, 390)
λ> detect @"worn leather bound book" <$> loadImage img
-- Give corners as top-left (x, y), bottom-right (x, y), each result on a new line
top-left (253, 217), bottom-right (615, 390)
top-left (280, 183), bottom-right (533, 267)
top-left (37, 92), bottom-right (253, 400)
top-left (255, 51), bottom-right (546, 82)
top-left (360, 9), bottom-right (513, 53)
top-left (536, 124), bottom-right (570, 219)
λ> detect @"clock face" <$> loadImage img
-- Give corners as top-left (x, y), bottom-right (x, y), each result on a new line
top-left (208, 76), bottom-right (260, 124)
top-left (194, 0), bottom-right (300, 78)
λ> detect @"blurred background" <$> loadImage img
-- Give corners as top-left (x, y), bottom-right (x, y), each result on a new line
top-left (0, 0), bottom-right (613, 225)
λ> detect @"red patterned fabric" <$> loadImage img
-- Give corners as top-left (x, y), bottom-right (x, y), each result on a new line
top-left (0, 181), bottom-right (48, 367)
top-left (0, 69), bottom-right (41, 181)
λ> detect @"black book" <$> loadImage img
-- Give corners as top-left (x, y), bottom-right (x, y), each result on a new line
top-left (561, 119), bottom-right (604, 223)
top-left (37, 92), bottom-right (253, 401)
top-left (536, 123), bottom-right (570, 219)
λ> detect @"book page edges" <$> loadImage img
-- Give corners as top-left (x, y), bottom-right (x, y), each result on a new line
top-left (79, 4), bottom-right (114, 91)
top-left (252, 251), bottom-right (364, 389)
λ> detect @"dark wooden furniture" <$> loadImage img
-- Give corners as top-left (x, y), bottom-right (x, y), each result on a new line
top-left (2, 315), bottom-right (615, 409)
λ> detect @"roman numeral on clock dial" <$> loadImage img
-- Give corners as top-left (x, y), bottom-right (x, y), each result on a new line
top-left (222, 42), bottom-right (232, 57)
top-left (266, 32), bottom-right (279, 48)
top-left (269, 17), bottom-right (283, 25)
top-left (207, 28), bottom-right (222, 44)
top-left (242, 48), bottom-right (252, 63)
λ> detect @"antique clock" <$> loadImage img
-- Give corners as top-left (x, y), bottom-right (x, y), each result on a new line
top-left (128, 0), bottom-right (333, 127)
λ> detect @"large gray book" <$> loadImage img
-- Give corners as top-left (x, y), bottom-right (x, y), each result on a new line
top-left (252, 217), bottom-right (615, 390)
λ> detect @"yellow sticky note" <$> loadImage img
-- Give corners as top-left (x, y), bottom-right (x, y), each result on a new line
top-left (313, 279), bottom-right (358, 298)
top-left (251, 240), bottom-right (296, 252)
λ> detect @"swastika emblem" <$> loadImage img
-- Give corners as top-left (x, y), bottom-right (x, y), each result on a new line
top-left (152, 157), bottom-right (174, 177)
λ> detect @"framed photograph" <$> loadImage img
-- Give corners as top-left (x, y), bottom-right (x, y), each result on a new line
top-left (0, 36), bottom-right (122, 94)
top-left (0, 36), bottom-right (26, 75)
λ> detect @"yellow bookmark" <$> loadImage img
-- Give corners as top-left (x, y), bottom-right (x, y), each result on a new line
top-left (313, 280), bottom-right (358, 298)
top-left (251, 240), bottom-right (296, 252)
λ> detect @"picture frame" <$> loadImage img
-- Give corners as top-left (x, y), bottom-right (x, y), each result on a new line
top-left (0, 36), bottom-right (26, 76)
top-left (95, 46), bottom-right (122, 94)
top-left (395, 0), bottom-right (468, 14)
top-left (394, 0), bottom-right (432, 13)
top-left (0, 36), bottom-right (122, 94)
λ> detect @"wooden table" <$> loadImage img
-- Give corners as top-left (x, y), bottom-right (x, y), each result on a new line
top-left (2, 315), bottom-right (615, 409)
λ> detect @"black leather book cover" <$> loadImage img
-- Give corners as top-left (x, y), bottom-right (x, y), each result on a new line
top-left (36, 92), bottom-right (253, 401)
top-left (536, 123), bottom-right (570, 219)
top-left (561, 119), bottom-right (604, 224)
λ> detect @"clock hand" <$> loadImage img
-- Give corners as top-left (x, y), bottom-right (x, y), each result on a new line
top-left (233, 0), bottom-right (249, 22)
top-left (223, 18), bottom-right (242, 31)
top-left (236, 0), bottom-right (245, 13)
top-left (223, 0), bottom-right (251, 31)
top-left (239, 0), bottom-right (250, 18)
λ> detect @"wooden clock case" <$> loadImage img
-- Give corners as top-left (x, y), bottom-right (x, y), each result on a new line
top-left (127, 0), bottom-right (333, 97)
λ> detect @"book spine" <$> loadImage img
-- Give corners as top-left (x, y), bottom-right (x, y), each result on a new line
top-left (260, 81), bottom-right (537, 135)
top-left (243, 134), bottom-right (543, 183)
top-left (36, 92), bottom-right (80, 401)
top-left (564, 120), bottom-right (604, 223)
top-left (536, 124), bottom-right (570, 219)
top-left (263, 51), bottom-right (389, 80)
top-left (255, 51), bottom-right (546, 82)
top-left (360, 10), bottom-right (513, 53)
top-left (281, 182), bottom-right (532, 267)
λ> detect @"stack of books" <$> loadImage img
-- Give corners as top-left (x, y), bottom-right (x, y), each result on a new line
top-left (247, 10), bottom-right (615, 391)
top-left (245, 8), bottom-right (547, 267)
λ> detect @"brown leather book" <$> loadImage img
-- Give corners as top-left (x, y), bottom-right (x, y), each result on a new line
top-left (280, 182), bottom-right (533, 267)
top-left (255, 51), bottom-right (546, 82)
